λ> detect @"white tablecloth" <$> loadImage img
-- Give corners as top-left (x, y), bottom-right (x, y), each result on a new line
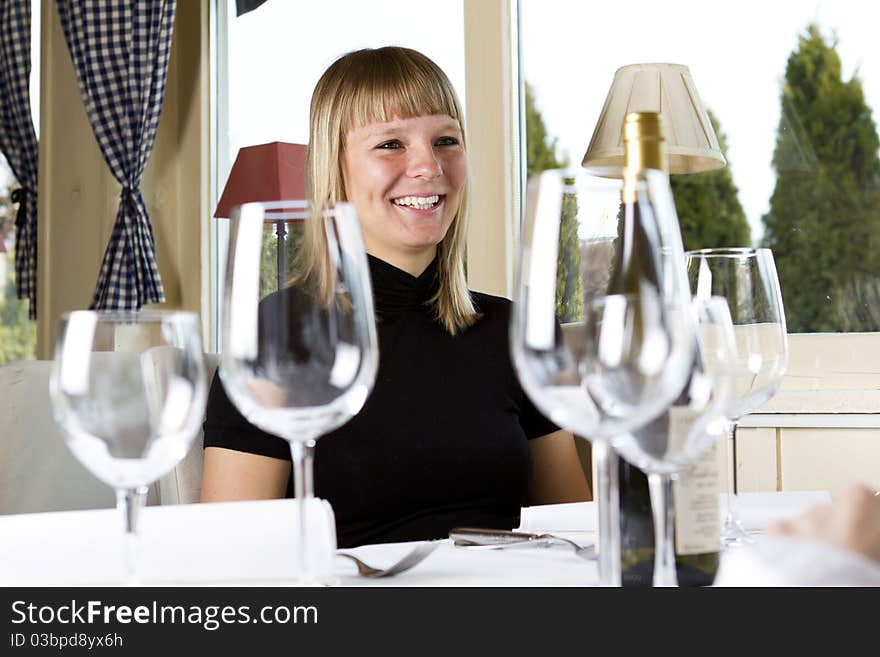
top-left (0, 491), bottom-right (854, 587)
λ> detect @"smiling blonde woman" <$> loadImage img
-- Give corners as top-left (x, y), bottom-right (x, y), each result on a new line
top-left (200, 46), bottom-right (589, 548)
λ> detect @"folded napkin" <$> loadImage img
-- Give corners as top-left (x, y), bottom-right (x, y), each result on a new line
top-left (715, 535), bottom-right (880, 586)
top-left (518, 501), bottom-right (597, 533)
top-left (517, 490), bottom-right (832, 534)
top-left (0, 497), bottom-right (337, 585)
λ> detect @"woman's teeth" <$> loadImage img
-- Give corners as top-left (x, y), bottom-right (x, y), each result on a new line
top-left (393, 195), bottom-right (440, 210)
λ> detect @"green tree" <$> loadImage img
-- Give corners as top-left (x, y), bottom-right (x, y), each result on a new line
top-left (0, 190), bottom-right (11, 235)
top-left (0, 268), bottom-right (36, 363)
top-left (762, 24), bottom-right (880, 332)
top-left (525, 82), bottom-right (583, 321)
top-left (670, 109), bottom-right (751, 251)
top-left (0, 241), bottom-right (37, 364)
top-left (525, 82), bottom-right (567, 178)
top-left (0, 158), bottom-right (37, 364)
top-left (259, 220), bottom-right (304, 299)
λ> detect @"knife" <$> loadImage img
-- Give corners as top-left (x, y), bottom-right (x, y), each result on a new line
top-left (449, 527), bottom-right (557, 547)
top-left (449, 527), bottom-right (596, 560)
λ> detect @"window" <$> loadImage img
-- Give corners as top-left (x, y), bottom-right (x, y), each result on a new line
top-left (211, 0), bottom-right (466, 349)
top-left (519, 0), bottom-right (880, 334)
top-left (0, 0), bottom-right (40, 365)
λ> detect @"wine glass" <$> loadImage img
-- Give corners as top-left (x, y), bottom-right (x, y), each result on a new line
top-left (511, 169), bottom-right (695, 586)
top-left (610, 296), bottom-right (737, 586)
top-left (685, 247), bottom-right (789, 547)
top-left (221, 200), bottom-right (378, 584)
top-left (49, 310), bottom-right (208, 583)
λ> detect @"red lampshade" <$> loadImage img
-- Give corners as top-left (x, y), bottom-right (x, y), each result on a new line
top-left (214, 141), bottom-right (308, 218)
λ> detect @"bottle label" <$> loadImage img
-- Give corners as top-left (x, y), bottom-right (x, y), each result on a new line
top-left (671, 410), bottom-right (721, 555)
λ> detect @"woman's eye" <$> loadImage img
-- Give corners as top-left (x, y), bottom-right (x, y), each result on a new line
top-left (436, 136), bottom-right (460, 146)
top-left (377, 140), bottom-right (402, 149)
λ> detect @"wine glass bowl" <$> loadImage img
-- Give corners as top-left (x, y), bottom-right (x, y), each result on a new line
top-left (49, 310), bottom-right (208, 582)
top-left (581, 292), bottom-right (693, 427)
top-left (611, 297), bottom-right (736, 476)
top-left (512, 171), bottom-right (694, 439)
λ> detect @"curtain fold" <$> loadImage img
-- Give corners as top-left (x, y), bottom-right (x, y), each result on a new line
top-left (0, 0), bottom-right (40, 319)
top-left (56, 0), bottom-right (177, 311)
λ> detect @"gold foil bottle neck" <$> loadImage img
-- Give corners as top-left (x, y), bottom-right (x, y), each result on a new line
top-left (623, 111), bottom-right (667, 201)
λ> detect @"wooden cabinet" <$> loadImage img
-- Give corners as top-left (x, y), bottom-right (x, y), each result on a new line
top-left (735, 426), bottom-right (880, 496)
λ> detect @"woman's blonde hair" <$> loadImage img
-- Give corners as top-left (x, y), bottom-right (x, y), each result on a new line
top-left (298, 46), bottom-right (478, 334)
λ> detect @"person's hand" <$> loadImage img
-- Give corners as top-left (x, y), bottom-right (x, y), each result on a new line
top-left (767, 484), bottom-right (880, 564)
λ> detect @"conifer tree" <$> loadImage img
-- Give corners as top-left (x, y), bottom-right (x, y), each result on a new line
top-left (524, 83), bottom-right (582, 321)
top-left (762, 24), bottom-right (880, 332)
top-left (671, 109), bottom-right (751, 252)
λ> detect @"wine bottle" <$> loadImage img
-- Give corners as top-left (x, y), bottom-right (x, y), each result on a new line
top-left (620, 356), bottom-right (723, 587)
top-left (607, 111), bottom-right (663, 586)
top-left (672, 434), bottom-right (722, 586)
top-left (609, 112), bottom-right (721, 587)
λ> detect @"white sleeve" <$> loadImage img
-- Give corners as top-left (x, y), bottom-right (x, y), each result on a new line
top-left (713, 536), bottom-right (880, 587)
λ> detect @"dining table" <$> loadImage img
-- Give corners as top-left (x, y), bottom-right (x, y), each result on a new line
top-left (0, 491), bottom-right (831, 587)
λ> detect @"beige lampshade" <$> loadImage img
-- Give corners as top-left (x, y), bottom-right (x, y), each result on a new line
top-left (582, 63), bottom-right (725, 175)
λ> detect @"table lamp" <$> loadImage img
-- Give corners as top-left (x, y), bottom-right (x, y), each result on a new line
top-left (214, 141), bottom-right (308, 286)
top-left (582, 63), bottom-right (725, 175)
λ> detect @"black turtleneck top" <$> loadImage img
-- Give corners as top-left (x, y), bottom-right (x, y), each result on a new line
top-left (203, 254), bottom-right (557, 548)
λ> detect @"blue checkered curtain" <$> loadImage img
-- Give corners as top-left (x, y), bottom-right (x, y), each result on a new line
top-left (0, 0), bottom-right (39, 319)
top-left (56, 0), bottom-right (177, 311)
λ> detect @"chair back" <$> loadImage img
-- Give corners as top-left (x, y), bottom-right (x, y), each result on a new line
top-left (156, 352), bottom-right (218, 505)
top-left (0, 360), bottom-right (150, 514)
top-left (0, 352), bottom-right (220, 514)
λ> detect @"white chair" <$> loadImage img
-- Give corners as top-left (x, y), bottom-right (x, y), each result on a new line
top-left (0, 360), bottom-right (130, 514)
top-left (0, 353), bottom-right (218, 514)
top-left (156, 353), bottom-right (217, 505)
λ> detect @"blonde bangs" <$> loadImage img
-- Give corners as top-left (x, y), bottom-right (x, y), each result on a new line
top-left (338, 50), bottom-right (464, 140)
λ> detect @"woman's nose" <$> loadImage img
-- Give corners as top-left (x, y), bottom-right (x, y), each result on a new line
top-left (407, 144), bottom-right (443, 179)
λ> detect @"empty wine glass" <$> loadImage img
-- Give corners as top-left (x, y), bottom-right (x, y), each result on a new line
top-left (49, 310), bottom-right (208, 583)
top-left (686, 247), bottom-right (789, 547)
top-left (221, 200), bottom-right (378, 584)
top-left (611, 296), bottom-right (737, 586)
top-left (511, 169), bottom-right (694, 586)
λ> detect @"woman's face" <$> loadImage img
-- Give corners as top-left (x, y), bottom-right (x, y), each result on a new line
top-left (342, 113), bottom-right (467, 269)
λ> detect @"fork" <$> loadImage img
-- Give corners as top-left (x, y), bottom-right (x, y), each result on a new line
top-left (449, 527), bottom-right (596, 560)
top-left (337, 542), bottom-right (439, 578)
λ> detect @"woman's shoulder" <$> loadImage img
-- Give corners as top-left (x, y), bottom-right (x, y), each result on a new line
top-left (469, 291), bottom-right (513, 326)
top-left (258, 283), bottom-right (315, 316)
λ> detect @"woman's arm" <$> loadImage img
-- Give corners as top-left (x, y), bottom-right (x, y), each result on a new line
top-left (528, 429), bottom-right (592, 505)
top-left (200, 446), bottom-right (290, 502)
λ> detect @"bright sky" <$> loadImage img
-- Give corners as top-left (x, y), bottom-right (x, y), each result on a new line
top-left (223, 0), bottom-right (880, 246)
top-left (521, 0), bottom-right (880, 244)
top-left (224, 0), bottom-right (465, 176)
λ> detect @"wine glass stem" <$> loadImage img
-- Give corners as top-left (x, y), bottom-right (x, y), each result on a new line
top-left (648, 473), bottom-right (677, 587)
top-left (594, 442), bottom-right (621, 587)
top-left (290, 439), bottom-right (317, 582)
top-left (724, 421), bottom-right (738, 524)
top-left (116, 487), bottom-right (148, 585)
